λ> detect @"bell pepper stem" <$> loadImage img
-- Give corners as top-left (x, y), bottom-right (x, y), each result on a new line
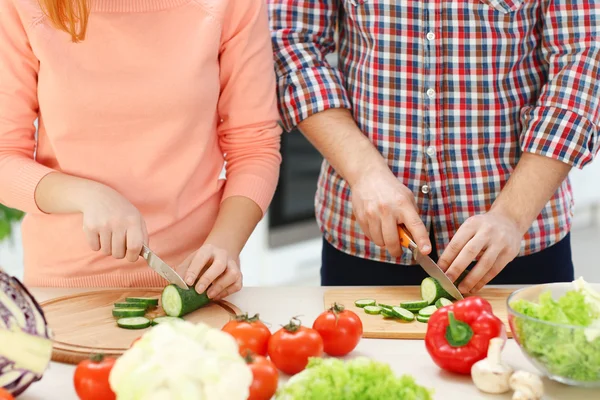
top-left (445, 311), bottom-right (474, 347)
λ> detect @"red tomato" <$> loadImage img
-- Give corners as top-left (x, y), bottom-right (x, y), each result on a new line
top-left (0, 389), bottom-right (14, 400)
top-left (73, 354), bottom-right (116, 400)
top-left (246, 354), bottom-right (279, 400)
top-left (222, 313), bottom-right (271, 356)
top-left (267, 318), bottom-right (323, 375)
top-left (313, 303), bottom-right (363, 356)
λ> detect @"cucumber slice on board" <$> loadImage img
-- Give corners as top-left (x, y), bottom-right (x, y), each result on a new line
top-left (421, 277), bottom-right (453, 304)
top-left (377, 303), bottom-right (395, 310)
top-left (400, 300), bottom-right (429, 311)
top-left (380, 308), bottom-right (396, 318)
top-left (161, 284), bottom-right (211, 317)
top-left (435, 298), bottom-right (453, 308)
top-left (125, 297), bottom-right (159, 307)
top-left (112, 308), bottom-right (146, 318)
top-left (354, 299), bottom-right (377, 308)
top-left (114, 302), bottom-right (146, 309)
top-left (363, 305), bottom-right (382, 315)
top-left (117, 317), bottom-right (152, 330)
top-left (391, 307), bottom-right (415, 322)
top-left (416, 315), bottom-right (430, 323)
top-left (418, 305), bottom-right (438, 317)
top-left (151, 316), bottom-right (183, 326)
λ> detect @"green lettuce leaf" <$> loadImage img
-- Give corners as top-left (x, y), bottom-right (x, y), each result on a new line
top-left (275, 357), bottom-right (433, 400)
top-left (510, 280), bottom-right (600, 382)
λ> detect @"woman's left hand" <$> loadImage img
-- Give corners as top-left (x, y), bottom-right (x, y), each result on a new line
top-left (176, 244), bottom-right (242, 300)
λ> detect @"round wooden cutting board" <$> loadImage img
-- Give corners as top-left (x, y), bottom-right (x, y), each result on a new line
top-left (40, 289), bottom-right (240, 365)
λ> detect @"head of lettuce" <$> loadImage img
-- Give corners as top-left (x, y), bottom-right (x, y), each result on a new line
top-left (275, 357), bottom-right (433, 399)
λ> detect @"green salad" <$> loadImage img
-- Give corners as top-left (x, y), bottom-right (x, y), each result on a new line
top-left (510, 277), bottom-right (600, 382)
top-left (275, 357), bottom-right (433, 400)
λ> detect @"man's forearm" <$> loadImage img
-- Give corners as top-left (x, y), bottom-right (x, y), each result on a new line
top-left (490, 152), bottom-right (572, 232)
top-left (297, 108), bottom-right (389, 186)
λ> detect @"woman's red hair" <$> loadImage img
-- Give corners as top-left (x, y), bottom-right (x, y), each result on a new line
top-left (39, 0), bottom-right (89, 42)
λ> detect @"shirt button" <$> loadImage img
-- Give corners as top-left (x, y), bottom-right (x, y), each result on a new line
top-left (426, 146), bottom-right (436, 157)
top-left (421, 184), bottom-right (430, 194)
top-left (426, 88), bottom-right (436, 98)
top-left (426, 32), bottom-right (435, 41)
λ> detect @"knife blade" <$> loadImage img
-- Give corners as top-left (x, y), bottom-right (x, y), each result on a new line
top-left (140, 245), bottom-right (189, 290)
top-left (397, 226), bottom-right (464, 300)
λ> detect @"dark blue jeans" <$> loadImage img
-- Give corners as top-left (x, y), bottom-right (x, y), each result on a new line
top-left (321, 233), bottom-right (574, 286)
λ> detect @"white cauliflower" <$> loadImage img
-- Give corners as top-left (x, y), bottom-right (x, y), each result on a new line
top-left (109, 319), bottom-right (252, 400)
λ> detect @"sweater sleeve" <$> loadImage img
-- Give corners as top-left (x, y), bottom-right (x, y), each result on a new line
top-left (216, 0), bottom-right (283, 216)
top-left (0, 0), bottom-right (55, 213)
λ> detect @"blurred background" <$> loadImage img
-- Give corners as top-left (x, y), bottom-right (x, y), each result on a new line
top-left (1, 128), bottom-right (600, 286)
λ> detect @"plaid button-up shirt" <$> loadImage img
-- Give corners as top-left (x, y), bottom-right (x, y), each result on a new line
top-left (268, 0), bottom-right (600, 265)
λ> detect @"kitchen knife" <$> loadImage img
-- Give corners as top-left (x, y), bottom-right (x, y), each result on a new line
top-left (140, 245), bottom-right (189, 290)
top-left (397, 225), bottom-right (464, 300)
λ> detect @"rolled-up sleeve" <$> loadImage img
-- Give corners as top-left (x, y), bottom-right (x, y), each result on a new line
top-left (217, 0), bottom-right (283, 215)
top-left (519, 0), bottom-right (600, 169)
top-left (268, 0), bottom-right (351, 132)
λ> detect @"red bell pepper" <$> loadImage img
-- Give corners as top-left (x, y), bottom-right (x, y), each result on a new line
top-left (425, 296), bottom-right (506, 375)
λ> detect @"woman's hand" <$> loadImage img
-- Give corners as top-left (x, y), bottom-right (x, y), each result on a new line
top-left (177, 244), bottom-right (242, 300)
top-left (81, 185), bottom-right (148, 262)
top-left (35, 172), bottom-right (148, 261)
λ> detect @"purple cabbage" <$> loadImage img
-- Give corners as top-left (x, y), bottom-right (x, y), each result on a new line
top-left (0, 269), bottom-right (53, 396)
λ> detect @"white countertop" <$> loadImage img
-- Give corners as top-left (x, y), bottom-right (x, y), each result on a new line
top-left (21, 286), bottom-right (600, 400)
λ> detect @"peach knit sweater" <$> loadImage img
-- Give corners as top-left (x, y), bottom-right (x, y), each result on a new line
top-left (0, 0), bottom-right (282, 287)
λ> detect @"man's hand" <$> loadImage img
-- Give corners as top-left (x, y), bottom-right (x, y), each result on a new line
top-left (297, 109), bottom-right (430, 257)
top-left (438, 211), bottom-right (522, 293)
top-left (350, 164), bottom-right (430, 257)
top-left (438, 152), bottom-right (572, 294)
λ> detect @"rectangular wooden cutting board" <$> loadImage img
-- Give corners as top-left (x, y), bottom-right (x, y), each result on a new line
top-left (323, 287), bottom-right (514, 339)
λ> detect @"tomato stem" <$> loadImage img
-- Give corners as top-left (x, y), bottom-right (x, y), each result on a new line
top-left (283, 316), bottom-right (302, 333)
top-left (90, 353), bottom-right (105, 363)
top-left (243, 350), bottom-right (255, 364)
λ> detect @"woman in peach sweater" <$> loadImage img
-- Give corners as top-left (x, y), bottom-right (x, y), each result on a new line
top-left (0, 0), bottom-right (282, 299)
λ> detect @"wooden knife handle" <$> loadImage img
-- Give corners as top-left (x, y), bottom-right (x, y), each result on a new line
top-left (397, 225), bottom-right (417, 250)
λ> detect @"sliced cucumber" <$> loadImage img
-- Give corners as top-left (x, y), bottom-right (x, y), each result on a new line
top-left (125, 297), bottom-right (159, 307)
top-left (377, 303), bottom-right (395, 310)
top-left (363, 305), bottom-right (382, 315)
top-left (112, 308), bottom-right (146, 318)
top-left (435, 298), bottom-right (453, 308)
top-left (391, 307), bottom-right (415, 322)
top-left (114, 302), bottom-right (146, 309)
top-left (400, 300), bottom-right (429, 311)
top-left (381, 308), bottom-right (396, 318)
top-left (151, 316), bottom-right (183, 325)
top-left (416, 315), bottom-right (430, 323)
top-left (117, 317), bottom-right (152, 330)
top-left (161, 284), bottom-right (211, 317)
top-left (354, 299), bottom-right (377, 308)
top-left (418, 305), bottom-right (438, 317)
top-left (421, 277), bottom-right (453, 304)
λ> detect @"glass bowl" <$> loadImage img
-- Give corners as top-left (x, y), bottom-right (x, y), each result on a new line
top-left (507, 282), bottom-right (600, 388)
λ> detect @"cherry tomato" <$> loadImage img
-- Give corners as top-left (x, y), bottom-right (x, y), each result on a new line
top-left (245, 354), bottom-right (279, 400)
top-left (222, 313), bottom-right (271, 356)
top-left (267, 318), bottom-right (323, 375)
top-left (73, 354), bottom-right (116, 400)
top-left (313, 303), bottom-right (363, 356)
top-left (0, 389), bottom-right (14, 400)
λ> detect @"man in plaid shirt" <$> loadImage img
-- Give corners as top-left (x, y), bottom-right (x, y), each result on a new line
top-left (268, 0), bottom-right (599, 292)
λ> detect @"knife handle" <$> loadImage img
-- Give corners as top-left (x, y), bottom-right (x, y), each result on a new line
top-left (397, 225), bottom-right (417, 250)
